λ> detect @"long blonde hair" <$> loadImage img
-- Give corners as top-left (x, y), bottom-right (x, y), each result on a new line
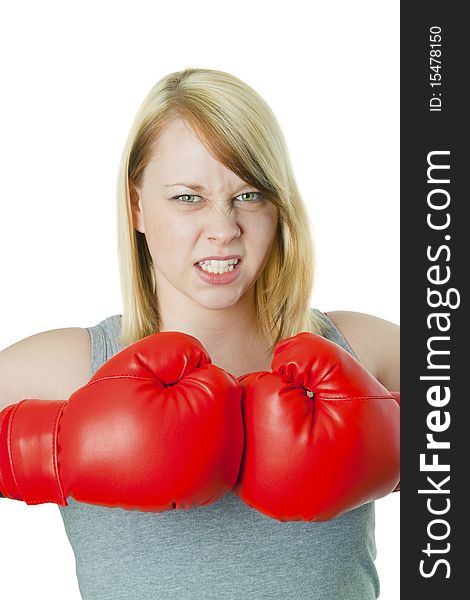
top-left (117, 68), bottom-right (325, 353)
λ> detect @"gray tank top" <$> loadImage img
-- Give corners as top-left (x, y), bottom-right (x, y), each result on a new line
top-left (58, 309), bottom-right (379, 600)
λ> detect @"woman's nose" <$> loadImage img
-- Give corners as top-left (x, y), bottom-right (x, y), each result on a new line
top-left (204, 205), bottom-right (241, 242)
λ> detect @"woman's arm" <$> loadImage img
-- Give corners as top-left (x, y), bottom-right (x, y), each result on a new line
top-left (0, 328), bottom-right (91, 412)
top-left (0, 327), bottom-right (91, 498)
top-left (325, 311), bottom-right (400, 392)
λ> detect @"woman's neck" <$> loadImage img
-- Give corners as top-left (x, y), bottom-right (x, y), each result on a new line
top-left (157, 290), bottom-right (272, 376)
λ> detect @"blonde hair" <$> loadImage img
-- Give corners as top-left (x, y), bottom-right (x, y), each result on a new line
top-left (117, 67), bottom-right (326, 353)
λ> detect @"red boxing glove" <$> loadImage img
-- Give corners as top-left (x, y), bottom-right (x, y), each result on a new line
top-left (233, 333), bottom-right (400, 522)
top-left (0, 332), bottom-right (243, 511)
top-left (390, 391), bottom-right (401, 492)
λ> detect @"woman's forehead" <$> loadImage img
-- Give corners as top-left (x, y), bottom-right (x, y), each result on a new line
top-left (144, 123), bottom-right (247, 191)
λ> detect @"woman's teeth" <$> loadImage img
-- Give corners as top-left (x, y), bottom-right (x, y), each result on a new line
top-left (198, 258), bottom-right (240, 274)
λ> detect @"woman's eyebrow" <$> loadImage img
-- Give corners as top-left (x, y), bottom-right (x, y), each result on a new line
top-left (164, 182), bottom-right (256, 194)
top-left (164, 183), bottom-right (207, 192)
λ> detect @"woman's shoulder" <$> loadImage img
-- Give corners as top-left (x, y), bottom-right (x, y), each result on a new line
top-left (325, 310), bottom-right (400, 391)
top-left (0, 326), bottom-right (91, 410)
top-left (85, 314), bottom-right (123, 375)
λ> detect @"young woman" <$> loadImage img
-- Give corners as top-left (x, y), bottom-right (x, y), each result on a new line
top-left (0, 67), bottom-right (399, 599)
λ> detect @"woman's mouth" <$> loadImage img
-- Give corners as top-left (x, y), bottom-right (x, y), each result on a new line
top-left (194, 258), bottom-right (242, 285)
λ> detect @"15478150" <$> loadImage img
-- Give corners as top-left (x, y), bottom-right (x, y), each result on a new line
top-left (429, 25), bottom-right (442, 112)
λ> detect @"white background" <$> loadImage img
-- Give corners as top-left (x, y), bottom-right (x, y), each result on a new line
top-left (0, 1), bottom-right (399, 598)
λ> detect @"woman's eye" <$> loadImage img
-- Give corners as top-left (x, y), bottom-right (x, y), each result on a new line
top-left (174, 194), bottom-right (200, 203)
top-left (236, 192), bottom-right (261, 202)
top-left (173, 192), bottom-right (261, 204)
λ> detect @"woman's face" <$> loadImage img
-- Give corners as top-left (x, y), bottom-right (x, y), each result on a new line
top-left (132, 118), bottom-right (279, 311)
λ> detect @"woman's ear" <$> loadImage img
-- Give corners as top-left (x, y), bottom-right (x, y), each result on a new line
top-left (129, 185), bottom-right (145, 233)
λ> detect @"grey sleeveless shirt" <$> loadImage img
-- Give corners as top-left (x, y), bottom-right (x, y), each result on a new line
top-left (58, 310), bottom-right (379, 600)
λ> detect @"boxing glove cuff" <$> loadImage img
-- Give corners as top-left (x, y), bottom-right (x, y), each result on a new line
top-left (0, 400), bottom-right (68, 505)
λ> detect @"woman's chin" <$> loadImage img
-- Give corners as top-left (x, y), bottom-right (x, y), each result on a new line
top-left (190, 289), bottom-right (244, 311)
